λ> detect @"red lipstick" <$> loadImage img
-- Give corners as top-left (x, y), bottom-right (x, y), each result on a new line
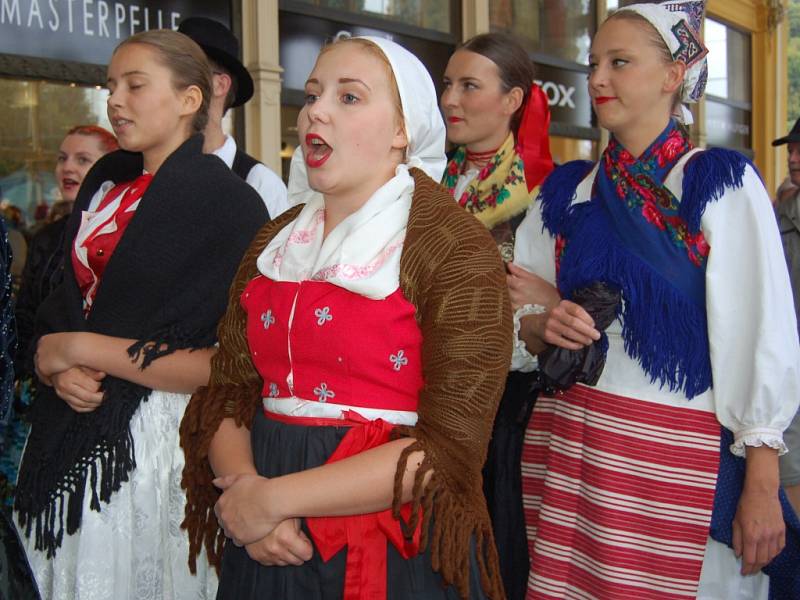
top-left (594, 96), bottom-right (617, 105)
top-left (305, 133), bottom-right (332, 168)
top-left (447, 117), bottom-right (464, 124)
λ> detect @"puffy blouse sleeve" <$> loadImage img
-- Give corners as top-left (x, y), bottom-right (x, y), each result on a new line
top-left (701, 164), bottom-right (800, 456)
top-left (513, 199), bottom-right (557, 285)
top-left (509, 199), bottom-right (558, 372)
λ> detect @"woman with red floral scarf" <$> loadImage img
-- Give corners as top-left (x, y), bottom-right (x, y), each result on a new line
top-left (512, 2), bottom-right (800, 598)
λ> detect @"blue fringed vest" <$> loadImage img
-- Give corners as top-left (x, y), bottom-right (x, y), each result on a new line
top-left (539, 122), bottom-right (752, 399)
top-left (539, 123), bottom-right (799, 598)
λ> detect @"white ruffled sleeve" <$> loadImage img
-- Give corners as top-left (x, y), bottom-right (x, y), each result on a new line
top-left (509, 200), bottom-right (558, 372)
top-left (702, 165), bottom-right (800, 456)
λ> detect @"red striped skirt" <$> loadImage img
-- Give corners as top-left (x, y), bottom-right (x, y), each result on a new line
top-left (522, 385), bottom-right (721, 599)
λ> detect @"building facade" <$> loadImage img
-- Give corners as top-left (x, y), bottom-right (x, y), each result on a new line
top-left (0, 0), bottom-right (789, 221)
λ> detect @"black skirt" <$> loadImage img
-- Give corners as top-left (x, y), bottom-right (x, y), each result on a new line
top-left (482, 371), bottom-right (539, 600)
top-left (216, 411), bottom-right (488, 600)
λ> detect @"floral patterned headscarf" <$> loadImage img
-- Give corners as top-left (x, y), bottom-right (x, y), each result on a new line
top-left (617, 0), bottom-right (708, 124)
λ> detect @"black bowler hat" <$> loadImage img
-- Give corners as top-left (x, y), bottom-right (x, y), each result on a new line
top-left (773, 117), bottom-right (800, 146)
top-left (178, 17), bottom-right (254, 108)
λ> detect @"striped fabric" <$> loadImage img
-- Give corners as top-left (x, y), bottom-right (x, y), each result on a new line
top-left (522, 385), bottom-right (721, 599)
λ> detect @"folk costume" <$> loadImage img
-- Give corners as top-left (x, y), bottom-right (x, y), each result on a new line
top-left (442, 85), bottom-right (553, 262)
top-left (180, 37), bottom-right (511, 600)
top-left (515, 4), bottom-right (800, 598)
top-left (441, 65), bottom-right (554, 600)
top-left (14, 135), bottom-right (269, 600)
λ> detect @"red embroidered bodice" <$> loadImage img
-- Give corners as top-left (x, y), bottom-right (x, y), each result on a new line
top-left (242, 275), bottom-right (424, 412)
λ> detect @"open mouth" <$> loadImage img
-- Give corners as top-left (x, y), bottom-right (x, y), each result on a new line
top-left (305, 133), bottom-right (332, 168)
top-left (61, 178), bottom-right (80, 191)
top-left (111, 117), bottom-right (133, 133)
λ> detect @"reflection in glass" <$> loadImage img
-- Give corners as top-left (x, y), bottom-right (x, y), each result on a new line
top-left (704, 18), bottom-right (751, 104)
top-left (550, 136), bottom-right (596, 164)
top-left (0, 79), bottom-right (110, 222)
top-left (705, 19), bottom-right (728, 98)
top-left (490, 0), bottom-right (595, 65)
top-left (291, 0), bottom-right (451, 33)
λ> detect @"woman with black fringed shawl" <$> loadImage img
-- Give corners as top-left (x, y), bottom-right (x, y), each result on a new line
top-left (13, 30), bottom-right (267, 599)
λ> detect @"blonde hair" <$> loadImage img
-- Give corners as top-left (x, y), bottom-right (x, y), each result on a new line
top-left (114, 30), bottom-right (212, 133)
top-left (318, 36), bottom-right (406, 136)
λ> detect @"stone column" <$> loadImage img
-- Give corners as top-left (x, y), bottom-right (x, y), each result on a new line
top-left (462, 0), bottom-right (490, 40)
top-left (241, 0), bottom-right (283, 174)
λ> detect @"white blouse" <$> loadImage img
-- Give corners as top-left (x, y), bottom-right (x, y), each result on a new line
top-left (513, 153), bottom-right (800, 456)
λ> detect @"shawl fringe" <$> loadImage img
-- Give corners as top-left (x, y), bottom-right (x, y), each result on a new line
top-left (681, 148), bottom-right (752, 233)
top-left (128, 324), bottom-right (207, 370)
top-left (539, 149), bottom-right (754, 399)
top-left (559, 202), bottom-right (712, 398)
top-left (16, 382), bottom-right (142, 557)
top-left (547, 197), bottom-right (713, 399)
top-left (179, 382), bottom-right (260, 574)
top-left (180, 205), bottom-right (301, 574)
top-left (539, 160), bottom-right (595, 236)
top-left (394, 170), bottom-right (510, 598)
top-left (392, 432), bottom-right (505, 600)
top-left (18, 323), bottom-right (212, 555)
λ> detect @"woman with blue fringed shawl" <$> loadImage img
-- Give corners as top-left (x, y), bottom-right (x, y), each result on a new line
top-left (510, 1), bottom-right (800, 598)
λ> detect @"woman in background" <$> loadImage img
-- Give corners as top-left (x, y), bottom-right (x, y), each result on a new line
top-left (1, 127), bottom-right (119, 510)
top-left (441, 33), bottom-right (554, 600)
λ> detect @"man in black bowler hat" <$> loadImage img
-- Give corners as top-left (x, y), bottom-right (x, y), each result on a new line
top-left (178, 16), bottom-right (288, 219)
top-left (773, 116), bottom-right (800, 513)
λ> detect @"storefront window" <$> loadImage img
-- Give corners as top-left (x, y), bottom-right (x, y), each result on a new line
top-left (550, 136), bottom-right (596, 164)
top-left (289, 0), bottom-right (452, 33)
top-left (705, 19), bottom-right (751, 103)
top-left (704, 18), bottom-right (752, 151)
top-left (491, 0), bottom-right (595, 65)
top-left (0, 79), bottom-right (110, 224)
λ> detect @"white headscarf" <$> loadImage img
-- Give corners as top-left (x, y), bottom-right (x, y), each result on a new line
top-left (261, 35), bottom-right (446, 299)
top-left (287, 35), bottom-right (447, 206)
top-left (617, 0), bottom-right (708, 125)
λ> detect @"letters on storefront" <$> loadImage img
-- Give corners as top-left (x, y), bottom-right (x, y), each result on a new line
top-left (533, 63), bottom-right (592, 129)
top-left (0, 0), bottom-right (229, 65)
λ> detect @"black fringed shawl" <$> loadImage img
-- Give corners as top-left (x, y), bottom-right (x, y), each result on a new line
top-left (14, 135), bottom-right (268, 556)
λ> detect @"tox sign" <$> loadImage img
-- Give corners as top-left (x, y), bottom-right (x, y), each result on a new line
top-left (534, 79), bottom-right (576, 109)
top-left (531, 64), bottom-right (592, 127)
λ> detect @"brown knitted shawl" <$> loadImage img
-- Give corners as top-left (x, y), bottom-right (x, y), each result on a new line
top-left (180, 168), bottom-right (512, 600)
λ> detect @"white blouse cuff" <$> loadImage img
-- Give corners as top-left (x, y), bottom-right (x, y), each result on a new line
top-left (729, 427), bottom-right (788, 457)
top-left (510, 304), bottom-right (546, 373)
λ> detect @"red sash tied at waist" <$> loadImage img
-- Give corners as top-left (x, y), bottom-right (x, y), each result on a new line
top-left (293, 411), bottom-right (423, 600)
